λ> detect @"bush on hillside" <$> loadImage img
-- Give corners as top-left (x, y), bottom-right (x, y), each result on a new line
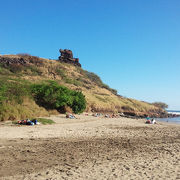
top-left (55, 68), bottom-right (66, 78)
top-left (0, 78), bottom-right (50, 121)
top-left (31, 81), bottom-right (86, 114)
top-left (0, 78), bottom-right (86, 121)
top-left (0, 79), bottom-right (30, 104)
top-left (152, 102), bottom-right (168, 109)
top-left (83, 70), bottom-right (118, 95)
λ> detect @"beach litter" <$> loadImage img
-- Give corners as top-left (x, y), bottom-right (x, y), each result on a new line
top-left (17, 119), bottom-right (40, 126)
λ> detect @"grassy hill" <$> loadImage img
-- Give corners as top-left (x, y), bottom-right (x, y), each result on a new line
top-left (0, 54), bottom-right (165, 121)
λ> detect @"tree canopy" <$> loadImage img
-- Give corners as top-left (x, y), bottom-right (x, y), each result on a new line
top-left (31, 81), bottom-right (86, 114)
top-left (152, 102), bottom-right (168, 109)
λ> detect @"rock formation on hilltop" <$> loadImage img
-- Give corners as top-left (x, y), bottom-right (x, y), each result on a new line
top-left (58, 49), bottom-right (81, 67)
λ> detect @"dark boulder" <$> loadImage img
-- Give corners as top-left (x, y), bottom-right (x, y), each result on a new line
top-left (58, 49), bottom-right (81, 67)
top-left (0, 56), bottom-right (27, 65)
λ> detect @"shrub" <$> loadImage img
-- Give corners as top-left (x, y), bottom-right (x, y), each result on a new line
top-left (0, 79), bottom-right (31, 104)
top-left (101, 83), bottom-right (118, 95)
top-left (25, 65), bottom-right (42, 75)
top-left (35, 118), bottom-right (55, 125)
top-left (8, 64), bottom-right (24, 73)
top-left (83, 70), bottom-right (118, 95)
top-left (31, 81), bottom-right (86, 114)
top-left (84, 71), bottom-right (103, 86)
top-left (152, 102), bottom-right (168, 109)
top-left (64, 78), bottom-right (81, 86)
top-left (0, 83), bottom-right (7, 103)
top-left (55, 68), bottom-right (66, 78)
top-left (70, 91), bottom-right (86, 113)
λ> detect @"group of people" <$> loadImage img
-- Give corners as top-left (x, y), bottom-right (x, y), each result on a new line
top-left (146, 117), bottom-right (156, 124)
top-left (17, 119), bottom-right (40, 125)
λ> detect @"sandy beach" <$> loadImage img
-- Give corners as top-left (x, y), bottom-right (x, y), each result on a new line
top-left (0, 115), bottom-right (180, 180)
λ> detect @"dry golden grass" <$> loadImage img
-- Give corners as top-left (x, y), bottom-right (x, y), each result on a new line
top-left (0, 98), bottom-right (50, 121)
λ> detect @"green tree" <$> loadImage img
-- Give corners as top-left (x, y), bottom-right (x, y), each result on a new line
top-left (31, 81), bottom-right (86, 114)
top-left (152, 102), bottom-right (168, 109)
top-left (71, 91), bottom-right (86, 113)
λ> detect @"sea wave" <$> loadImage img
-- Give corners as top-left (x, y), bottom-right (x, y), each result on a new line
top-left (167, 111), bottom-right (180, 115)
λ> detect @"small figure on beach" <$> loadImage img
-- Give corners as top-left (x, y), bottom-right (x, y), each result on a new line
top-left (145, 116), bottom-right (151, 124)
top-left (145, 117), bottom-right (156, 124)
top-left (17, 119), bottom-right (40, 125)
top-left (151, 118), bottom-right (156, 124)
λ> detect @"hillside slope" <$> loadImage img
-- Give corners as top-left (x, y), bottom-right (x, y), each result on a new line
top-left (0, 54), bottom-right (166, 121)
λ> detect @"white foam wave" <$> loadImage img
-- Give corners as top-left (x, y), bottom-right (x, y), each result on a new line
top-left (167, 111), bottom-right (180, 115)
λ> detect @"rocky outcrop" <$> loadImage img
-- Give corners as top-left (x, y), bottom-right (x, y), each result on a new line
top-left (58, 49), bottom-right (81, 67)
top-left (0, 55), bottom-right (45, 68)
top-left (0, 56), bottom-right (27, 65)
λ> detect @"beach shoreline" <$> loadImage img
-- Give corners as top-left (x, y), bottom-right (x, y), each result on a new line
top-left (0, 114), bottom-right (180, 179)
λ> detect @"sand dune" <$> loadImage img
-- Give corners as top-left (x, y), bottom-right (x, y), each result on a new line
top-left (0, 115), bottom-right (180, 180)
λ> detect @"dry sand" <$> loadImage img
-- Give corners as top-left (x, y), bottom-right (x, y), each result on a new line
top-left (0, 114), bottom-right (180, 180)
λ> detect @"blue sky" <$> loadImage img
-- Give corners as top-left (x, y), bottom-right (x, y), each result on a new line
top-left (0, 0), bottom-right (180, 110)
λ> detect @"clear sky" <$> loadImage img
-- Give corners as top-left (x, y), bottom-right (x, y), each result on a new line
top-left (0, 0), bottom-right (180, 110)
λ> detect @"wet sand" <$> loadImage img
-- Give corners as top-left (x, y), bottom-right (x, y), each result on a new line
top-left (0, 115), bottom-right (180, 180)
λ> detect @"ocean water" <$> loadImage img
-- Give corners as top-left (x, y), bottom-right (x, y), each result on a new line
top-left (156, 110), bottom-right (180, 124)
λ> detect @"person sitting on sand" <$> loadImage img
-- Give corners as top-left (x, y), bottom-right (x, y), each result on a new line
top-left (145, 116), bottom-right (151, 124)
